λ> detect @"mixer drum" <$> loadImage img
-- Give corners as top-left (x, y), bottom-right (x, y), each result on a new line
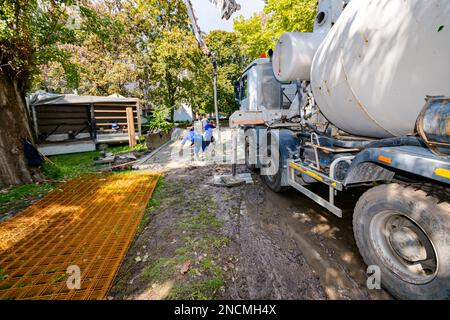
top-left (311, 0), bottom-right (450, 138)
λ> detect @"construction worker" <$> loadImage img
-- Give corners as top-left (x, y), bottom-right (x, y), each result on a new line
top-left (203, 120), bottom-right (216, 148)
top-left (201, 114), bottom-right (209, 132)
top-left (179, 126), bottom-right (203, 158)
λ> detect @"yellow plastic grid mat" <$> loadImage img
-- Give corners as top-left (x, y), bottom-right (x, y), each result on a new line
top-left (0, 172), bottom-right (160, 300)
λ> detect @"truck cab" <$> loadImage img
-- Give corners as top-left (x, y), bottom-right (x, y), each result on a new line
top-left (233, 58), bottom-right (297, 119)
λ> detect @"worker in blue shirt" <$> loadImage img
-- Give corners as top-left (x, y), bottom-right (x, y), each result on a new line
top-left (181, 127), bottom-right (195, 145)
top-left (201, 115), bottom-right (208, 132)
top-left (179, 126), bottom-right (203, 157)
top-left (203, 121), bottom-right (216, 149)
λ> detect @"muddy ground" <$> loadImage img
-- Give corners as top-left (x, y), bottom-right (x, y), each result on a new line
top-left (110, 159), bottom-right (392, 300)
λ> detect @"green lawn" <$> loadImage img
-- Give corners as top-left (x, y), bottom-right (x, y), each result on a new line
top-left (42, 150), bottom-right (102, 180)
top-left (0, 143), bottom-right (147, 218)
top-left (0, 182), bottom-right (54, 218)
top-left (42, 143), bottom-right (146, 180)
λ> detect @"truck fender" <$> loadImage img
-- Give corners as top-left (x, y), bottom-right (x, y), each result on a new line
top-left (345, 146), bottom-right (450, 185)
top-left (344, 149), bottom-right (395, 185)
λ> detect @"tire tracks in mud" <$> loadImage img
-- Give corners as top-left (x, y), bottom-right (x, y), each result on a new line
top-left (222, 172), bottom-right (391, 300)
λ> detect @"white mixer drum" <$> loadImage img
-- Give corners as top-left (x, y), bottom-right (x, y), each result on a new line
top-left (311, 0), bottom-right (450, 138)
top-left (272, 32), bottom-right (325, 82)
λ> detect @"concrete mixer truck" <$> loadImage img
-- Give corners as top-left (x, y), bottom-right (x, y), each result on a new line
top-left (229, 0), bottom-right (450, 299)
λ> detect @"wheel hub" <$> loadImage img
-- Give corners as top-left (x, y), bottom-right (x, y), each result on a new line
top-left (369, 211), bottom-right (438, 284)
top-left (389, 226), bottom-right (427, 262)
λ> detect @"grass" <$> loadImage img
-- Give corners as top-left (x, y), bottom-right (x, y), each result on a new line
top-left (167, 274), bottom-right (225, 300)
top-left (167, 215), bottom-right (227, 299)
top-left (0, 283), bottom-right (12, 290)
top-left (51, 272), bottom-right (68, 284)
top-left (136, 178), bottom-right (164, 234)
top-left (108, 143), bottom-right (147, 155)
top-left (0, 183), bottom-right (54, 216)
top-left (1, 148), bottom-right (107, 215)
top-left (135, 182), bottom-right (228, 300)
top-left (0, 183), bottom-right (53, 205)
top-left (0, 268), bottom-right (8, 281)
top-left (139, 252), bottom-right (226, 300)
top-left (141, 258), bottom-right (177, 283)
top-left (42, 150), bottom-right (101, 180)
top-left (42, 143), bottom-right (147, 181)
top-left (178, 210), bottom-right (223, 232)
top-left (1, 143), bottom-right (148, 218)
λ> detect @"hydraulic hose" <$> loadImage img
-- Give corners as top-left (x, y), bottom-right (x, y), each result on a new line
top-left (296, 132), bottom-right (426, 149)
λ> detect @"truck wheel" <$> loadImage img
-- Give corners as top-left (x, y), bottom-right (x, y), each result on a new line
top-left (261, 139), bottom-right (287, 193)
top-left (353, 183), bottom-right (450, 299)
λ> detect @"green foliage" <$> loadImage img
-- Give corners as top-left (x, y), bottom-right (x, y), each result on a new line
top-left (234, 0), bottom-right (317, 59)
top-left (188, 30), bottom-right (248, 117)
top-left (28, 0), bottom-right (317, 130)
top-left (233, 13), bottom-right (273, 60)
top-left (1, 0), bottom-right (121, 88)
top-left (144, 106), bottom-right (174, 133)
top-left (149, 26), bottom-right (203, 120)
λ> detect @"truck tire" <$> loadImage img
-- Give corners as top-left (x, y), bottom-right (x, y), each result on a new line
top-left (262, 164), bottom-right (283, 192)
top-left (353, 183), bottom-right (450, 299)
top-left (261, 139), bottom-right (287, 193)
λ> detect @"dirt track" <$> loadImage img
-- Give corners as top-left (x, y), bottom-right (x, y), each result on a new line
top-left (110, 135), bottom-right (392, 300)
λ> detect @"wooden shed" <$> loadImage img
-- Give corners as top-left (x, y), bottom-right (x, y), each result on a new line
top-left (28, 93), bottom-right (142, 156)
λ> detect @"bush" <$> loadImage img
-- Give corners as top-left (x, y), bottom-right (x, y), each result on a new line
top-left (143, 107), bottom-right (174, 133)
top-left (174, 120), bottom-right (192, 129)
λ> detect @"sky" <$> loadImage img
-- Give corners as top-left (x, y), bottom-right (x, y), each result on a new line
top-left (190, 0), bottom-right (265, 33)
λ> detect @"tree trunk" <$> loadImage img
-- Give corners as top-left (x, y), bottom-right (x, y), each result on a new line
top-left (0, 72), bottom-right (36, 186)
top-left (165, 70), bottom-right (176, 122)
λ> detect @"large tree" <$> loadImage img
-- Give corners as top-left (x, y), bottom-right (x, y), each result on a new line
top-left (193, 30), bottom-right (248, 117)
top-left (34, 0), bottom-right (199, 120)
top-left (149, 26), bottom-right (203, 121)
top-left (234, 0), bottom-right (317, 59)
top-left (0, 0), bottom-right (119, 185)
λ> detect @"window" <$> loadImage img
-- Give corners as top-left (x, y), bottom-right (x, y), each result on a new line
top-left (241, 75), bottom-right (248, 100)
top-left (260, 64), bottom-right (282, 109)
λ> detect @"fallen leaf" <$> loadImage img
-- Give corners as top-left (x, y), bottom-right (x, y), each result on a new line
top-left (178, 260), bottom-right (192, 274)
